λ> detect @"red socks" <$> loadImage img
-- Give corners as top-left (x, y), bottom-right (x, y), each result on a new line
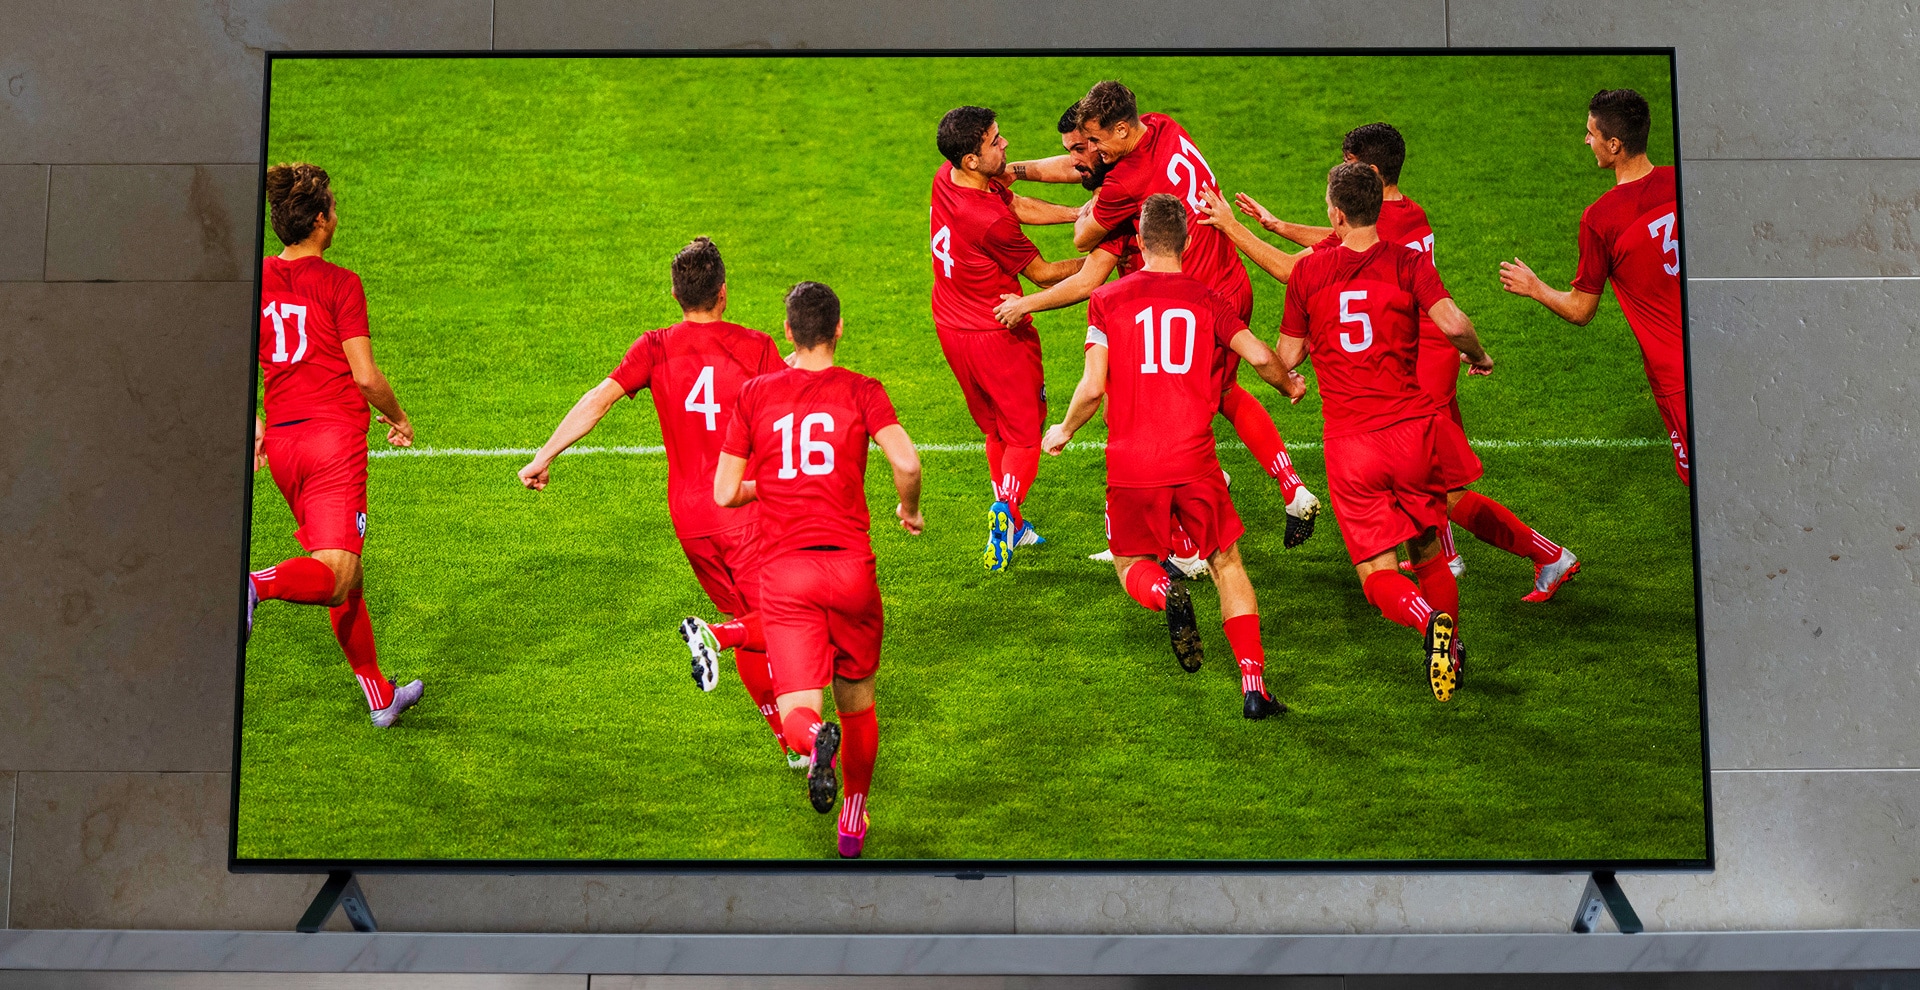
top-left (995, 444), bottom-right (1040, 530)
top-left (1451, 490), bottom-right (1562, 566)
top-left (710, 612), bottom-right (765, 651)
top-left (1410, 556), bottom-right (1461, 636)
top-left (733, 648), bottom-right (785, 747)
top-left (1223, 613), bottom-right (1266, 696)
top-left (1363, 570), bottom-right (1434, 630)
top-left (1123, 560), bottom-right (1171, 611)
top-left (329, 589), bottom-right (393, 710)
top-left (1219, 384), bottom-right (1304, 502)
top-left (838, 705), bottom-right (878, 837)
top-left (781, 707), bottom-right (826, 756)
top-left (251, 557), bottom-right (335, 604)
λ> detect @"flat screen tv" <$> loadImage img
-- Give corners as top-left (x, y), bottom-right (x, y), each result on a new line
top-left (233, 49), bottom-right (1707, 872)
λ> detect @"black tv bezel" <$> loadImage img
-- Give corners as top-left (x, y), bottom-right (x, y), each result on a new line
top-left (231, 46), bottom-right (1710, 877)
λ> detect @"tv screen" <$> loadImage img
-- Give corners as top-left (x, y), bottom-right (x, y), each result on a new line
top-left (235, 50), bottom-right (1707, 869)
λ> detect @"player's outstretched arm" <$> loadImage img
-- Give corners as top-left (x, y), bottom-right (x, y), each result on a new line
top-left (1009, 156), bottom-right (1082, 184)
top-left (1277, 333), bottom-right (1310, 375)
top-left (1429, 299), bottom-right (1495, 376)
top-left (518, 378), bottom-right (623, 490)
top-left (1200, 188), bottom-right (1308, 285)
top-left (1011, 194), bottom-right (1079, 226)
top-left (713, 452), bottom-right (756, 508)
top-left (1228, 329), bottom-right (1308, 403)
top-left (872, 424), bottom-right (924, 535)
top-left (1499, 257), bottom-right (1600, 326)
top-left (1020, 253), bottom-right (1086, 289)
top-left (993, 249), bottom-right (1120, 327)
top-left (1043, 344), bottom-right (1108, 454)
top-left (342, 336), bottom-right (412, 448)
top-left (1072, 210), bottom-right (1112, 253)
top-left (1236, 192), bottom-right (1333, 248)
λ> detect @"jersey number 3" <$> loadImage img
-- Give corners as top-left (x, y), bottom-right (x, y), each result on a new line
top-left (262, 301), bottom-right (309, 364)
top-left (685, 366), bottom-right (722, 431)
top-left (1647, 212), bottom-right (1680, 276)
top-left (774, 412), bottom-right (835, 479)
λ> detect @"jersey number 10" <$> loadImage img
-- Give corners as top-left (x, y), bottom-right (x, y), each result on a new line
top-left (1134, 306), bottom-right (1197, 374)
top-left (773, 412), bottom-right (836, 479)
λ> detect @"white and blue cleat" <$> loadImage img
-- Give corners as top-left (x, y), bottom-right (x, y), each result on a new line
top-left (1011, 519), bottom-right (1045, 550)
top-left (371, 679), bottom-right (425, 728)
top-left (984, 500), bottom-right (1015, 572)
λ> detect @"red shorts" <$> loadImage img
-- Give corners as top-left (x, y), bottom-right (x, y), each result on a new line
top-left (1324, 415), bottom-right (1448, 564)
top-left (761, 550), bottom-right (884, 695)
top-left (680, 523), bottom-right (761, 618)
top-left (1430, 408), bottom-right (1484, 491)
top-left (264, 421), bottom-right (368, 555)
top-left (1107, 472), bottom-right (1245, 561)
top-left (1655, 390), bottom-right (1691, 486)
top-left (936, 324), bottom-right (1046, 448)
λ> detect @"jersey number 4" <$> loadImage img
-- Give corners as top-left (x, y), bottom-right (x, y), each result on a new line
top-left (1647, 212), bottom-right (1680, 276)
top-left (1134, 306), bottom-right (1197, 374)
top-left (932, 226), bottom-right (954, 277)
top-left (261, 301), bottom-right (309, 363)
top-left (774, 412), bottom-right (835, 479)
top-left (685, 366), bottom-right (722, 431)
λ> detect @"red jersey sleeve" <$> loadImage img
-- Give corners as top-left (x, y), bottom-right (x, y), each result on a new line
top-left (607, 332), bottom-right (658, 397)
top-left (1085, 292), bottom-right (1111, 350)
top-left (757, 333), bottom-right (785, 375)
top-left (1092, 172), bottom-right (1145, 234)
top-left (1279, 266), bottom-right (1312, 339)
top-left (1571, 214), bottom-right (1612, 296)
top-left (1410, 251), bottom-right (1451, 312)
top-left (980, 215), bottom-right (1040, 276)
top-left (860, 378), bottom-right (902, 436)
top-left (721, 382), bottom-right (755, 458)
top-left (334, 271), bottom-right (370, 341)
top-left (1210, 291), bottom-right (1245, 348)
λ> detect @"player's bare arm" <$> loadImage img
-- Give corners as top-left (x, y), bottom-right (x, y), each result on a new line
top-left (1499, 257), bottom-right (1601, 326)
top-left (873, 423), bottom-right (924, 535)
top-left (1072, 209), bottom-right (1112, 253)
top-left (342, 336), bottom-right (412, 448)
top-left (518, 377), bottom-right (624, 490)
top-left (1228, 329), bottom-right (1309, 402)
top-left (1235, 192), bottom-right (1333, 248)
top-left (1199, 188), bottom-right (1308, 284)
top-left (1428, 299), bottom-right (1496, 375)
top-left (713, 452), bottom-right (757, 508)
top-left (1020, 253), bottom-right (1085, 289)
top-left (1042, 343), bottom-right (1109, 454)
top-left (253, 415), bottom-right (267, 471)
top-left (1008, 155), bottom-right (1082, 184)
top-left (994, 248), bottom-right (1120, 326)
top-left (1010, 194), bottom-right (1079, 226)
top-left (1277, 333), bottom-right (1310, 375)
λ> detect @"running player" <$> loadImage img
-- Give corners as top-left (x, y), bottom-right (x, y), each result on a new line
top-left (1070, 81), bottom-right (1322, 547)
top-left (1501, 89), bottom-right (1690, 485)
top-left (1043, 195), bottom-right (1306, 719)
top-left (1278, 164), bottom-right (1497, 702)
top-left (247, 162), bottom-right (424, 728)
top-left (1215, 123), bottom-right (1580, 601)
top-left (517, 238), bottom-right (796, 765)
top-left (930, 105), bottom-right (1082, 572)
top-left (715, 281), bottom-right (924, 859)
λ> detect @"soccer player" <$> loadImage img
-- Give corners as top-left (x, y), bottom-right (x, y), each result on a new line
top-left (247, 162), bottom-right (424, 728)
top-left (1277, 164), bottom-right (1498, 702)
top-left (1071, 81), bottom-right (1321, 547)
top-left (1500, 89), bottom-right (1690, 486)
top-left (517, 237), bottom-right (796, 765)
top-left (993, 103), bottom-right (1138, 328)
top-left (1217, 123), bottom-right (1580, 601)
top-left (714, 282), bottom-right (924, 859)
top-left (930, 105), bottom-right (1082, 572)
top-left (1043, 194), bottom-right (1306, 719)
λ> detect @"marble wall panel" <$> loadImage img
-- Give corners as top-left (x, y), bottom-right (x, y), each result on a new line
top-left (44, 166), bottom-right (257, 283)
top-left (0, 165), bottom-right (49, 281)
top-left (1684, 161), bottom-right (1920, 279)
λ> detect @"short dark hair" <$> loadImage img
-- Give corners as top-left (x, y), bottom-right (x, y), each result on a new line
top-left (1138, 193), bottom-right (1187, 257)
top-left (264, 162), bottom-right (333, 247)
top-left (937, 106), bottom-right (997, 168)
top-left (1077, 80), bottom-right (1139, 130)
top-left (785, 281), bottom-right (841, 349)
top-left (1056, 103), bottom-right (1082, 134)
top-left (1342, 123), bottom-right (1407, 186)
top-left (1327, 162), bottom-right (1384, 226)
top-left (1589, 88), bottom-right (1652, 156)
top-left (670, 237), bottom-right (725, 312)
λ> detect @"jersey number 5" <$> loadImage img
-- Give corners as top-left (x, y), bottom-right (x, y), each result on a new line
top-left (685, 366), bottom-right (722, 431)
top-left (774, 412), bottom-right (835, 479)
top-left (1337, 291), bottom-right (1374, 353)
top-left (1647, 212), bottom-right (1680, 276)
top-left (932, 226), bottom-right (954, 277)
top-left (262, 301), bottom-right (309, 364)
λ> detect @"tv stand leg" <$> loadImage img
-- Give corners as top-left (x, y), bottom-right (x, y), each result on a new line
top-left (1570, 870), bottom-right (1643, 933)
top-left (297, 870), bottom-right (378, 933)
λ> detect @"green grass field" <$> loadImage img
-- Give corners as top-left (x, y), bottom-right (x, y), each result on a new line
top-left (238, 54), bottom-right (1705, 863)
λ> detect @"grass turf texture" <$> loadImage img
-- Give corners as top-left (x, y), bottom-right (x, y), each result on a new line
top-left (240, 53), bottom-right (1703, 862)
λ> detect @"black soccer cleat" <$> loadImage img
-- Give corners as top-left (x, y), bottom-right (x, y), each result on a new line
top-left (807, 722), bottom-right (842, 814)
top-left (1243, 689), bottom-right (1288, 720)
top-left (1282, 487), bottom-right (1321, 549)
top-left (1424, 611), bottom-right (1458, 702)
top-left (1164, 580), bottom-right (1204, 673)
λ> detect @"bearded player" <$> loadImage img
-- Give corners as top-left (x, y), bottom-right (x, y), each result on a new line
top-left (1219, 123), bottom-right (1580, 602)
top-left (1045, 195), bottom-right (1306, 719)
top-left (1071, 81), bottom-right (1322, 548)
top-left (930, 106), bottom-right (1082, 572)
top-left (518, 238), bottom-right (796, 765)
top-left (1501, 89), bottom-right (1690, 485)
top-left (715, 282), bottom-right (924, 859)
top-left (247, 162), bottom-right (424, 728)
top-left (1279, 164), bottom-right (1499, 702)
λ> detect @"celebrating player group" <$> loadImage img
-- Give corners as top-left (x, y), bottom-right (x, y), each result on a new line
top-left (246, 78), bottom-right (1687, 859)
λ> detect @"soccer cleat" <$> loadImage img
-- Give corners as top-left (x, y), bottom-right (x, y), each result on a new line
top-left (244, 576), bottom-right (258, 645)
top-left (984, 500), bottom-right (1015, 572)
top-left (1398, 554), bottom-right (1467, 579)
top-left (1012, 519), bottom-right (1046, 549)
top-left (1283, 487), bottom-right (1321, 548)
top-left (1165, 553), bottom-right (1210, 581)
top-left (786, 749), bottom-right (812, 771)
top-left (1522, 549), bottom-right (1581, 603)
top-left (371, 678), bottom-right (424, 728)
top-left (1089, 548), bottom-right (1115, 563)
top-left (1164, 580), bottom-right (1205, 673)
top-left (838, 808), bottom-right (869, 859)
top-left (1423, 612), bottom-right (1458, 702)
top-left (807, 722), bottom-right (842, 813)
top-left (1243, 689), bottom-right (1288, 720)
top-left (679, 617), bottom-right (721, 693)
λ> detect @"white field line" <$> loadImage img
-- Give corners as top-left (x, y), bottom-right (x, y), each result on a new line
top-left (370, 436), bottom-right (1662, 459)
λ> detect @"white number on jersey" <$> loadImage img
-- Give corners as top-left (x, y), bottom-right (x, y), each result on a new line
top-left (1337, 290), bottom-right (1374, 353)
top-left (1165, 136), bottom-right (1220, 214)
top-left (1405, 233), bottom-right (1436, 255)
top-left (684, 365), bottom-right (722, 431)
top-left (932, 225), bottom-right (954, 277)
top-left (1648, 211), bottom-right (1680, 275)
top-left (1133, 305), bottom-right (1198, 374)
top-left (773, 412), bottom-right (837, 479)
top-left (262, 301), bottom-right (309, 364)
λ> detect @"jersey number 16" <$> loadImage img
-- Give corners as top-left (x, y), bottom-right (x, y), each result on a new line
top-left (773, 412), bottom-right (835, 479)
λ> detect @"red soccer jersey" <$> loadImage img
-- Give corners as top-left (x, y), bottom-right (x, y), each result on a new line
top-left (258, 255), bottom-right (371, 430)
top-left (608, 319), bottom-right (783, 539)
top-left (1282, 240), bottom-right (1450, 438)
top-left (930, 162), bottom-right (1041, 331)
top-left (1087, 270), bottom-right (1245, 487)
top-left (1098, 223), bottom-right (1142, 277)
top-left (1572, 165), bottom-right (1685, 397)
top-left (722, 366), bottom-right (902, 561)
top-left (1092, 113), bottom-right (1253, 314)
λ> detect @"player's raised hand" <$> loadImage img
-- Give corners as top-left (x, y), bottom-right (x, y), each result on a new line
top-left (518, 460), bottom-right (550, 491)
top-left (1042, 422), bottom-right (1073, 456)
top-left (379, 413), bottom-right (413, 447)
top-left (1196, 187), bottom-right (1235, 228)
top-left (1234, 192), bottom-right (1279, 232)
top-left (992, 292), bottom-right (1029, 328)
top-left (1499, 257), bottom-right (1542, 298)
top-left (896, 503), bottom-right (925, 535)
